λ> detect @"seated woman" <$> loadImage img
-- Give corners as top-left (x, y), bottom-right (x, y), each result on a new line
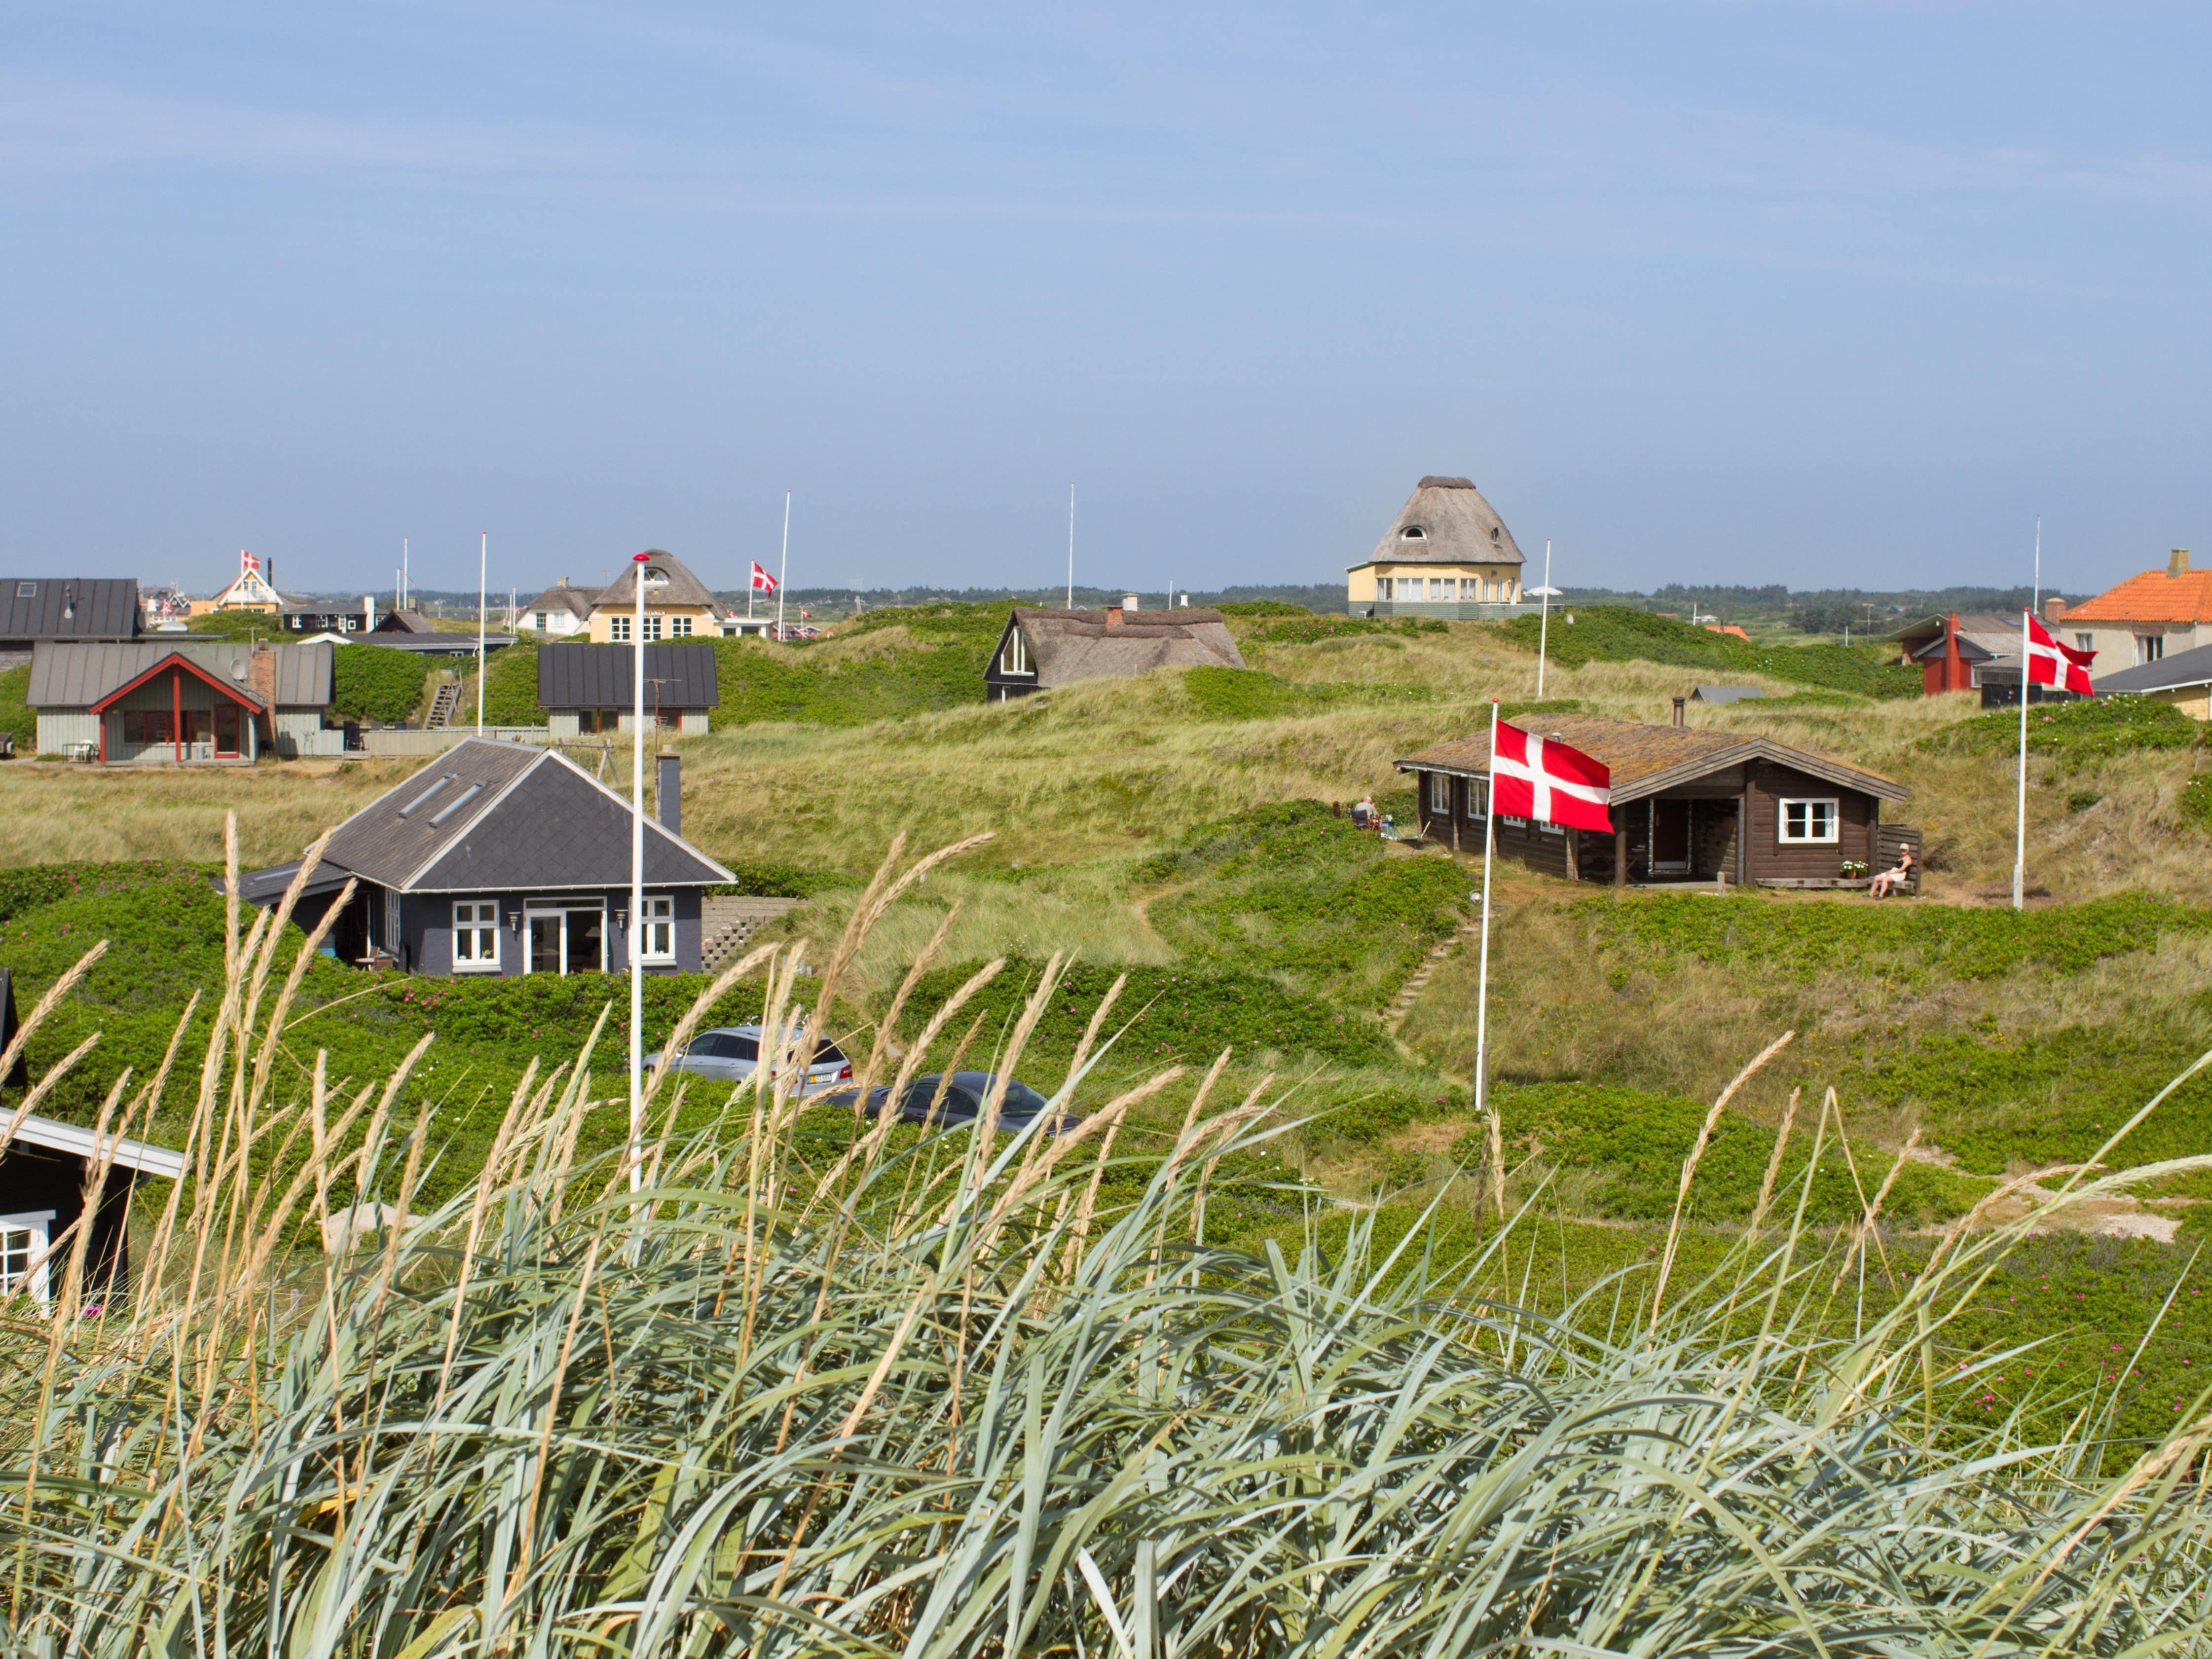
top-left (1351, 795), bottom-right (1376, 829)
top-left (1868, 844), bottom-right (1916, 898)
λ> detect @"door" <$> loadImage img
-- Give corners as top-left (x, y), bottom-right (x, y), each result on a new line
top-left (528, 913), bottom-right (562, 975)
top-left (564, 909), bottom-right (603, 974)
top-left (1650, 801), bottom-right (1692, 875)
top-left (213, 705), bottom-right (240, 758)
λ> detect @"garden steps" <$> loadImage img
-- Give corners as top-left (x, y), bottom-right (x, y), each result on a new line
top-left (1385, 919), bottom-right (1481, 1033)
top-left (424, 680), bottom-right (463, 730)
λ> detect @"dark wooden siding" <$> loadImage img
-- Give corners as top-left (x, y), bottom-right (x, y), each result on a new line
top-left (1744, 760), bottom-right (1879, 881)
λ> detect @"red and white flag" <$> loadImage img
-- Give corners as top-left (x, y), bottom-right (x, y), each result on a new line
top-left (240, 549), bottom-right (260, 574)
top-left (1491, 720), bottom-right (1613, 833)
top-left (2024, 615), bottom-right (2094, 695)
top-left (751, 562), bottom-right (777, 593)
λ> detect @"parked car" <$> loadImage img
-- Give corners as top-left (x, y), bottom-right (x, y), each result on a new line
top-left (849, 1070), bottom-right (1070, 1132)
top-left (644, 1024), bottom-right (852, 1094)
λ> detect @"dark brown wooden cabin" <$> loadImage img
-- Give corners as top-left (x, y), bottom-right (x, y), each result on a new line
top-left (1398, 716), bottom-right (1911, 887)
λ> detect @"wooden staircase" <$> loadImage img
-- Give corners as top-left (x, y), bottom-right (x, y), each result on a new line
top-left (425, 680), bottom-right (462, 730)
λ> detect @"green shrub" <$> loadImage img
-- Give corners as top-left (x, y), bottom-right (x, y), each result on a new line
top-left (708, 859), bottom-right (854, 898)
top-left (1216, 599), bottom-right (1313, 618)
top-left (0, 664), bottom-right (34, 752)
top-left (711, 631), bottom-right (993, 726)
top-left (1577, 888), bottom-right (2212, 982)
top-left (0, 858), bottom-right (219, 924)
top-left (2184, 772), bottom-right (2212, 830)
top-left (903, 956), bottom-right (1396, 1066)
top-left (328, 643), bottom-right (430, 724)
top-left (1245, 615), bottom-right (1447, 645)
top-left (1933, 693), bottom-right (2200, 760)
top-left (1486, 606), bottom-right (1919, 699)
top-left (475, 638), bottom-right (544, 725)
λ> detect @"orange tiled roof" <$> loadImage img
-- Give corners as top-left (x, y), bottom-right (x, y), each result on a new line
top-left (2062, 569), bottom-right (2212, 625)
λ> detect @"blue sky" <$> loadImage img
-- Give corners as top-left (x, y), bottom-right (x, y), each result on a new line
top-left (4, 2), bottom-right (2209, 598)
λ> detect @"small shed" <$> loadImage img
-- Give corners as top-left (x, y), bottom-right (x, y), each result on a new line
top-left (1400, 715), bottom-right (1910, 887)
top-left (0, 1108), bottom-right (185, 1306)
top-left (984, 604), bottom-right (1244, 701)
top-left (539, 642), bottom-right (719, 736)
top-left (1691, 685), bottom-right (1763, 704)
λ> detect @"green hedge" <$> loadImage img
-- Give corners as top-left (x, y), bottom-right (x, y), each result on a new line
top-left (1487, 606), bottom-right (1919, 699)
top-left (329, 644), bottom-right (429, 724)
top-left (708, 860), bottom-right (855, 898)
top-left (1932, 693), bottom-right (2201, 760)
top-left (0, 665), bottom-right (34, 752)
top-left (1216, 600), bottom-right (1313, 618)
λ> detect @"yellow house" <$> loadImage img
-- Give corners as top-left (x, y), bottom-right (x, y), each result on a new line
top-left (584, 551), bottom-right (725, 643)
top-left (194, 551), bottom-right (288, 615)
top-left (1346, 477), bottom-right (1527, 616)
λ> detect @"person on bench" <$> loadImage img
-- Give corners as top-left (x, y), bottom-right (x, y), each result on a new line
top-left (1869, 845), bottom-right (1916, 899)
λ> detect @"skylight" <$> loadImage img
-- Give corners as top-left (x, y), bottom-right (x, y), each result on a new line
top-left (398, 774), bottom-right (452, 817)
top-left (428, 781), bottom-right (485, 827)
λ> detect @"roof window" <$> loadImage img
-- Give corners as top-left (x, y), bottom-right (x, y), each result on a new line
top-left (1400, 526), bottom-right (1426, 540)
top-left (398, 774), bottom-right (452, 817)
top-left (1490, 527), bottom-right (1501, 543)
top-left (428, 781), bottom-right (485, 827)
top-left (15, 583), bottom-right (34, 598)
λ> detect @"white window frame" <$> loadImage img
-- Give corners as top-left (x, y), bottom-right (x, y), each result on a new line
top-left (1778, 798), bottom-right (1841, 844)
top-left (669, 615), bottom-right (693, 637)
top-left (0, 1210), bottom-right (55, 1306)
top-left (2138, 634), bottom-right (2165, 664)
top-left (452, 899), bottom-right (501, 972)
top-left (637, 894), bottom-right (677, 965)
top-left (1428, 772), bottom-right (1449, 813)
top-left (644, 615), bottom-right (665, 642)
top-left (609, 615), bottom-right (631, 643)
top-left (1464, 777), bottom-right (1486, 820)
top-left (1001, 629), bottom-right (1032, 676)
top-left (2075, 633), bottom-right (2092, 653)
top-left (1377, 577), bottom-right (1393, 600)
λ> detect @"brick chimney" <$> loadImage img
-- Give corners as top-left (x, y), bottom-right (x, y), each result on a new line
top-left (1105, 605), bottom-right (1124, 628)
top-left (2171, 548), bottom-right (2192, 578)
top-left (2043, 595), bottom-right (2068, 627)
top-left (247, 641), bottom-right (278, 709)
top-left (1672, 695), bottom-right (1686, 726)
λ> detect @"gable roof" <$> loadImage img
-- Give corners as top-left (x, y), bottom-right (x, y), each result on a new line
top-left (2089, 640), bottom-right (2212, 696)
top-left (1000, 607), bottom-right (1244, 689)
top-left (28, 640), bottom-right (332, 708)
top-left (522, 581), bottom-right (596, 621)
top-left (314, 738), bottom-right (735, 893)
top-left (0, 578), bottom-right (138, 642)
top-left (2062, 568), bottom-right (2212, 626)
top-left (374, 610), bottom-right (440, 634)
top-left (0, 1107), bottom-right (186, 1180)
top-left (89, 650), bottom-right (266, 714)
top-left (593, 551), bottom-right (719, 612)
top-left (1398, 714), bottom-right (1908, 805)
top-left (1351, 476), bottom-right (1526, 571)
top-left (538, 642), bottom-right (719, 709)
top-left (1902, 615), bottom-right (2023, 663)
top-left (1690, 685), bottom-right (1763, 703)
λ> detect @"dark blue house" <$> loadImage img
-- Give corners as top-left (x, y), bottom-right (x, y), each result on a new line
top-left (242, 738), bottom-right (734, 977)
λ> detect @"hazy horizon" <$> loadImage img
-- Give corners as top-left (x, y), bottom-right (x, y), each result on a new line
top-left (7, 4), bottom-right (2208, 601)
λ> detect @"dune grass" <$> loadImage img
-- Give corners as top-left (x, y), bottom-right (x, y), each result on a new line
top-left (6, 830), bottom-right (2212, 1651)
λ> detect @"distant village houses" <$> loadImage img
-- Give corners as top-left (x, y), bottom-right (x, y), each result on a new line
top-left (2050, 549), bottom-right (2212, 669)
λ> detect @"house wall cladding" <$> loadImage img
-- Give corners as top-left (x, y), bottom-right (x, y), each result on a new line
top-left (399, 886), bottom-right (703, 977)
top-left (1744, 759), bottom-right (1878, 880)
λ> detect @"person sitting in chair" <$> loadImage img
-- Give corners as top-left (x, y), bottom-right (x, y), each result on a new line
top-left (1869, 844), bottom-right (1916, 899)
top-left (1351, 795), bottom-right (1377, 829)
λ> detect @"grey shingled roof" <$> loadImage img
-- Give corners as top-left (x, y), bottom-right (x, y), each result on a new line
top-left (2089, 640), bottom-right (2212, 696)
top-left (1690, 686), bottom-right (1763, 703)
top-left (1398, 714), bottom-right (1909, 805)
top-left (1004, 608), bottom-right (1244, 689)
top-left (593, 551), bottom-right (720, 612)
top-left (316, 738), bottom-right (734, 893)
top-left (27, 640), bottom-right (331, 708)
top-left (522, 581), bottom-right (596, 621)
top-left (1351, 477), bottom-right (1526, 571)
top-left (374, 611), bottom-right (441, 634)
top-left (537, 643), bottom-right (719, 709)
top-left (0, 578), bottom-right (138, 642)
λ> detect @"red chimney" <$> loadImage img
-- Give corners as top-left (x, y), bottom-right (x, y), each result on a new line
top-left (1940, 612), bottom-right (1967, 695)
top-left (1105, 605), bottom-right (1124, 628)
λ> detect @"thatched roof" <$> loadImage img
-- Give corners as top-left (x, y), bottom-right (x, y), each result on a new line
top-left (594, 551), bottom-right (719, 611)
top-left (1353, 476), bottom-right (1526, 571)
top-left (1398, 715), bottom-right (1907, 805)
top-left (1006, 607), bottom-right (1244, 689)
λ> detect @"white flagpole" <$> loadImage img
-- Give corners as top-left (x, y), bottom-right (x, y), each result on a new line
top-left (1474, 698), bottom-right (1502, 1218)
top-left (476, 532), bottom-right (487, 733)
top-left (1067, 483), bottom-right (1075, 610)
top-left (402, 537), bottom-right (408, 611)
top-left (776, 491), bottom-right (791, 641)
top-left (629, 553), bottom-right (648, 1192)
top-left (2013, 517), bottom-right (2037, 912)
top-left (1537, 538), bottom-right (1553, 697)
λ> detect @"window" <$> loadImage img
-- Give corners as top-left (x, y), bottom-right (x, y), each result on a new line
top-left (1464, 778), bottom-right (1486, 819)
top-left (1001, 630), bottom-right (1032, 675)
top-left (670, 615), bottom-right (693, 637)
top-left (1779, 798), bottom-right (1840, 844)
top-left (1377, 577), bottom-right (1393, 600)
top-left (0, 1211), bottom-right (53, 1304)
top-left (2138, 634), bottom-right (2166, 664)
top-left (2076, 633), bottom-right (2093, 653)
top-left (453, 900), bottom-right (501, 971)
top-left (658, 707), bottom-right (681, 729)
top-left (1401, 526), bottom-right (1426, 539)
top-left (643, 615), bottom-right (664, 642)
top-left (610, 616), bottom-right (631, 643)
top-left (428, 780), bottom-right (484, 827)
top-left (1428, 772), bottom-right (1449, 813)
top-left (14, 583), bottom-right (34, 598)
top-left (122, 709), bottom-right (176, 745)
top-left (637, 895), bottom-right (676, 963)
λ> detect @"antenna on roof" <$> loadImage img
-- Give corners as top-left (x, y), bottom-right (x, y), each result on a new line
top-left (1067, 483), bottom-right (1075, 611)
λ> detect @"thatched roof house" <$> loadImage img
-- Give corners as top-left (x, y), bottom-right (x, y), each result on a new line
top-left (985, 603), bottom-right (1244, 701)
top-left (1349, 477), bottom-right (1528, 617)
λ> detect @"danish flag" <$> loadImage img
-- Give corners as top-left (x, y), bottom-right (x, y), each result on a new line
top-left (1491, 719), bottom-right (1613, 834)
top-left (751, 562), bottom-right (776, 593)
top-left (240, 549), bottom-right (260, 574)
top-left (2024, 614), bottom-right (2095, 696)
